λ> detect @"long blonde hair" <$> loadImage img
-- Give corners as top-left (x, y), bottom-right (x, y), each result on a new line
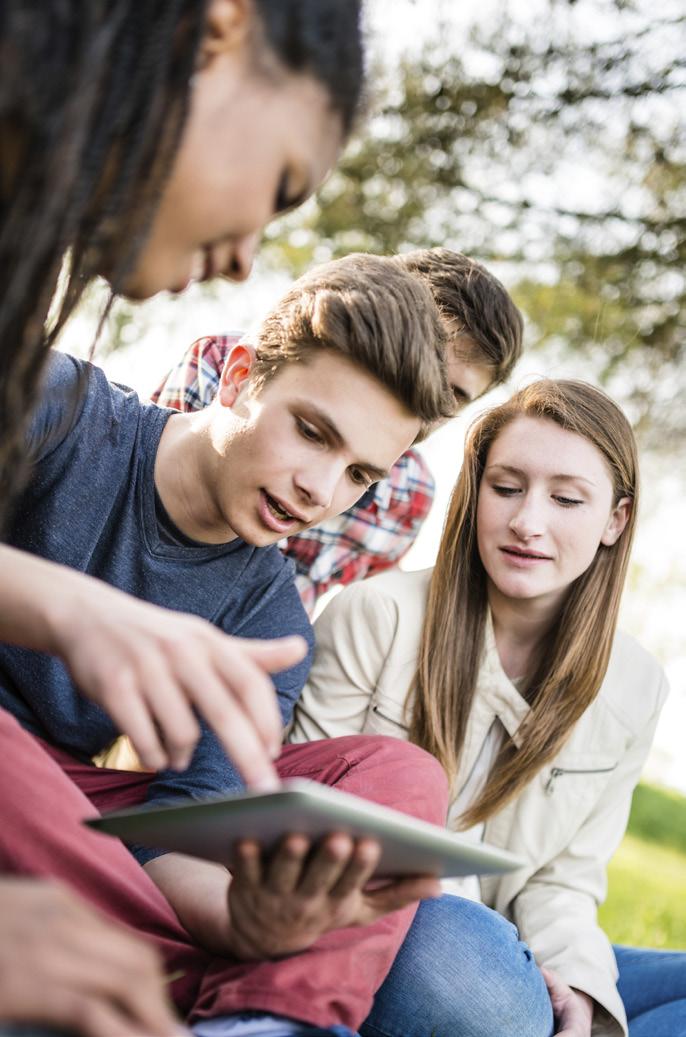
top-left (410, 379), bottom-right (639, 827)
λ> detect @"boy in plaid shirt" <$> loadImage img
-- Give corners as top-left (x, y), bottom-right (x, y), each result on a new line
top-left (153, 249), bottom-right (524, 613)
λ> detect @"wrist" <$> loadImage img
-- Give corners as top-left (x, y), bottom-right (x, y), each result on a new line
top-left (39, 565), bottom-right (84, 658)
top-left (144, 854), bottom-right (234, 955)
top-left (570, 988), bottom-right (594, 1023)
top-left (0, 547), bottom-right (79, 655)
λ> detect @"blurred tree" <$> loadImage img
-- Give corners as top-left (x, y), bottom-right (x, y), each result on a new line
top-left (262, 0), bottom-right (685, 441)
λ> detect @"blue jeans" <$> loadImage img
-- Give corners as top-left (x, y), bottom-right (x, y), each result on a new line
top-left (360, 895), bottom-right (553, 1037)
top-left (615, 944), bottom-right (686, 1036)
top-left (360, 896), bottom-right (686, 1037)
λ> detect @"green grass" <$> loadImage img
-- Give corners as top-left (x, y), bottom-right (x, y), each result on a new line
top-left (599, 783), bottom-right (686, 949)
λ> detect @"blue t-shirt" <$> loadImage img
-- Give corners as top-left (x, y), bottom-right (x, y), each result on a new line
top-left (0, 352), bottom-right (313, 858)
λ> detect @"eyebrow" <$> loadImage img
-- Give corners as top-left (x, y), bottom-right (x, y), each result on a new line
top-left (304, 403), bottom-right (390, 482)
top-left (486, 463), bottom-right (597, 487)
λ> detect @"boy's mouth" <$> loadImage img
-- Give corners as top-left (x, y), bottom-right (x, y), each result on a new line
top-left (265, 492), bottom-right (296, 523)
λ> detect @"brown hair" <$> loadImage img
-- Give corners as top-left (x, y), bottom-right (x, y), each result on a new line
top-left (252, 253), bottom-right (454, 437)
top-left (394, 248), bottom-right (524, 389)
top-left (410, 379), bottom-right (638, 826)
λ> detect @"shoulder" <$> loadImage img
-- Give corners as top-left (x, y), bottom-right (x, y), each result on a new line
top-left (28, 351), bottom-right (137, 460)
top-left (598, 630), bottom-right (669, 730)
top-left (316, 567), bottom-right (432, 639)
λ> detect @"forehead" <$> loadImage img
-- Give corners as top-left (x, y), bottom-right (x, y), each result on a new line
top-left (444, 335), bottom-right (493, 402)
top-left (256, 351), bottom-right (421, 467)
top-left (488, 416), bottom-right (613, 484)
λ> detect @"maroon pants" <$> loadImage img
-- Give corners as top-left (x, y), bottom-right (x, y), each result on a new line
top-left (0, 709), bottom-right (448, 1031)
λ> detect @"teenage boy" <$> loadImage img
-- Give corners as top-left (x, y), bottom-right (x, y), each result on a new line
top-left (0, 254), bottom-right (454, 1037)
top-left (153, 248), bottom-right (524, 614)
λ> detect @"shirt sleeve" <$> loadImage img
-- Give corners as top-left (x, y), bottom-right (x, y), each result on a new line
top-left (150, 334), bottom-right (240, 411)
top-left (283, 449), bottom-right (435, 616)
top-left (24, 351), bottom-right (91, 463)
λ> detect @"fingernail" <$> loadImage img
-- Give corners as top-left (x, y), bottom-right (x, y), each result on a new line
top-left (251, 773), bottom-right (281, 792)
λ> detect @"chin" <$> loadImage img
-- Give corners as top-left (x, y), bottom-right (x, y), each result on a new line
top-left (493, 576), bottom-right (546, 601)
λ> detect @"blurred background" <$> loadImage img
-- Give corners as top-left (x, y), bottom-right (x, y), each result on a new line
top-left (59, 0), bottom-right (685, 944)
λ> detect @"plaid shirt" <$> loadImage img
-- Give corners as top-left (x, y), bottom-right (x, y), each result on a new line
top-left (151, 335), bottom-right (435, 616)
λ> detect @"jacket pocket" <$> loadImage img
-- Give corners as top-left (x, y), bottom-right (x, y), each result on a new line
top-left (544, 763), bottom-right (617, 796)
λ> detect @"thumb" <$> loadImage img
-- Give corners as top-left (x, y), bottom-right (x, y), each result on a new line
top-left (365, 876), bottom-right (442, 918)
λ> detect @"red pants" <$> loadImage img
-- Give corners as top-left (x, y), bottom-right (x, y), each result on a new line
top-left (0, 709), bottom-right (448, 1031)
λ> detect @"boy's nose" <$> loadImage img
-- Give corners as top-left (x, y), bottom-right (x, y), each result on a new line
top-left (295, 464), bottom-right (339, 513)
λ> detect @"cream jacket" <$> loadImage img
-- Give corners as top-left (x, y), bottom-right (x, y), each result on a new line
top-left (289, 568), bottom-right (669, 1037)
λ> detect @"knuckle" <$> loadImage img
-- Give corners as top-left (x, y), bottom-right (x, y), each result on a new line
top-left (163, 720), bottom-right (199, 751)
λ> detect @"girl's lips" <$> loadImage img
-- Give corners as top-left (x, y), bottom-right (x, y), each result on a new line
top-left (500, 546), bottom-right (552, 566)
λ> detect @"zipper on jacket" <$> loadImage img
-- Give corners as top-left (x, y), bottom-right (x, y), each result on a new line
top-left (544, 764), bottom-right (616, 795)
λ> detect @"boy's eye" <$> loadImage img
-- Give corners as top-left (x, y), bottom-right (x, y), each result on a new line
top-left (349, 466), bottom-right (371, 488)
top-left (296, 417), bottom-right (323, 444)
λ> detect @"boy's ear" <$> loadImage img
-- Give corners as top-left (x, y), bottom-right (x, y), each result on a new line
top-left (217, 343), bottom-right (257, 407)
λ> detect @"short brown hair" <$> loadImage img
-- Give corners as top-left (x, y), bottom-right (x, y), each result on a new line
top-left (252, 253), bottom-right (454, 438)
top-left (394, 248), bottom-right (524, 388)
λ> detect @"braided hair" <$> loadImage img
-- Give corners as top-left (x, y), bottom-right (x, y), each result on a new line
top-left (0, 0), bottom-right (364, 529)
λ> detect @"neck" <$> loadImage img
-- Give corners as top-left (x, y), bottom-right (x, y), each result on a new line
top-left (155, 411), bottom-right (236, 544)
top-left (488, 583), bottom-right (563, 681)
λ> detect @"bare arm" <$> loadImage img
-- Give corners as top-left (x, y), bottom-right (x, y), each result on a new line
top-left (0, 544), bottom-right (305, 784)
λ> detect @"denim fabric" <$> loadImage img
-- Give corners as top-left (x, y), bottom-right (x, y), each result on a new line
top-left (192, 1014), bottom-right (357, 1036)
top-left (614, 944), bottom-right (686, 1036)
top-left (360, 894), bottom-right (554, 1037)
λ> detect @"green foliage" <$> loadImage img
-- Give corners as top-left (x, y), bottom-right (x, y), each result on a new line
top-left (601, 834), bottom-right (686, 948)
top-left (600, 784), bottom-right (686, 949)
top-left (625, 782), bottom-right (686, 856)
top-left (263, 0), bottom-right (686, 436)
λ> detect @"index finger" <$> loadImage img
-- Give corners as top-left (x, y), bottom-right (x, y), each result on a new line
top-left (183, 660), bottom-right (281, 789)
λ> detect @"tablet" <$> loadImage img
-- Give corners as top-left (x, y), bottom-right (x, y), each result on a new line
top-left (87, 778), bottom-right (523, 879)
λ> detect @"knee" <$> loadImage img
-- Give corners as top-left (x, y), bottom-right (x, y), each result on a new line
top-left (376, 896), bottom-right (553, 1037)
top-left (341, 735), bottom-right (449, 826)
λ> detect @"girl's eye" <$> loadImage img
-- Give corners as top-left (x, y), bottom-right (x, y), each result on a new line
top-left (274, 170), bottom-right (292, 214)
top-left (554, 495), bottom-right (584, 507)
top-left (296, 417), bottom-right (323, 444)
top-left (493, 484), bottom-right (520, 497)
